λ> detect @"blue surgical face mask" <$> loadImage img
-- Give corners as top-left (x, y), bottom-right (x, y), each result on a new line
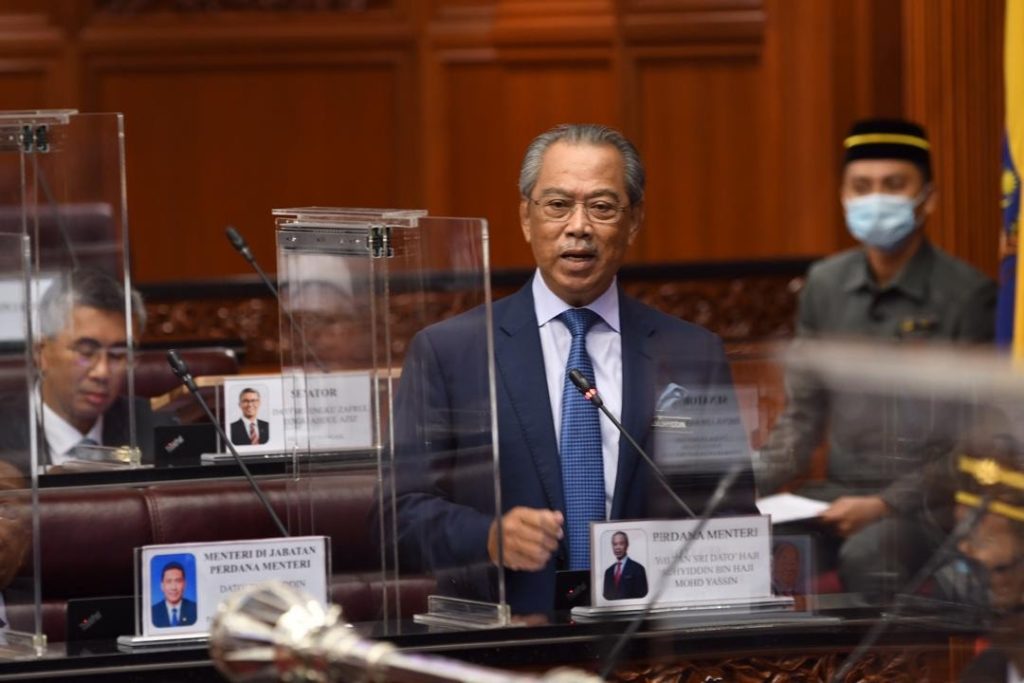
top-left (843, 191), bottom-right (927, 252)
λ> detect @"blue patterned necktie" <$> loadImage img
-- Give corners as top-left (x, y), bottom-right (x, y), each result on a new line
top-left (558, 308), bottom-right (605, 570)
top-left (171, 608), bottom-right (179, 626)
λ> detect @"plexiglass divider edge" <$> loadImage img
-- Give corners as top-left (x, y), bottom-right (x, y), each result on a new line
top-left (274, 207), bottom-right (506, 634)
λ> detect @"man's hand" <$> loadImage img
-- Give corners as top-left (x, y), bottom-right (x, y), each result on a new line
top-left (487, 507), bottom-right (563, 572)
top-left (819, 495), bottom-right (890, 537)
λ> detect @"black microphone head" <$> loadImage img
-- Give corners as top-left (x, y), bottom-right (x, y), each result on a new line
top-left (166, 349), bottom-right (189, 380)
top-left (568, 369), bottom-right (592, 392)
top-left (225, 225), bottom-right (253, 260)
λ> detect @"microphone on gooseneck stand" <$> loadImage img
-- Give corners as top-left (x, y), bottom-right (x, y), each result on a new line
top-left (166, 350), bottom-right (289, 538)
top-left (224, 226), bottom-right (328, 374)
top-left (568, 368), bottom-right (696, 519)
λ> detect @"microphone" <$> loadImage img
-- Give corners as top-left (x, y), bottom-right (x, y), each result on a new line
top-left (224, 226), bottom-right (327, 373)
top-left (225, 225), bottom-right (255, 263)
top-left (598, 463), bottom-right (745, 680)
top-left (568, 369), bottom-right (696, 519)
top-left (167, 350), bottom-right (289, 538)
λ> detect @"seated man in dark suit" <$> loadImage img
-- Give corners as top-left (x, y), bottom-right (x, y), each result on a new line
top-left (229, 387), bottom-right (269, 445)
top-left (389, 123), bottom-right (756, 617)
top-left (151, 562), bottom-right (197, 628)
top-left (603, 531), bottom-right (647, 600)
top-left (0, 268), bottom-right (167, 472)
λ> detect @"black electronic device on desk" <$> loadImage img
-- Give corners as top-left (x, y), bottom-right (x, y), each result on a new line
top-left (153, 423), bottom-right (219, 468)
top-left (65, 596), bottom-right (135, 654)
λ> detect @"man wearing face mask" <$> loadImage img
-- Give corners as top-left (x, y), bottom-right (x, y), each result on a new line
top-left (758, 118), bottom-right (997, 597)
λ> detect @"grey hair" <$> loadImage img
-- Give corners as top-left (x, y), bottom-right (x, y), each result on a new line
top-left (518, 123), bottom-right (646, 205)
top-left (37, 269), bottom-right (145, 338)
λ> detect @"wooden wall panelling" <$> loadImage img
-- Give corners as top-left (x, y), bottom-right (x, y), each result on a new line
top-left (623, 1), bottom-right (768, 264)
top-left (829, 0), bottom-right (904, 123)
top-left (0, 0), bottom-right (1004, 284)
top-left (629, 48), bottom-right (763, 264)
top-left (902, 0), bottom-right (1003, 278)
top-left (759, 0), bottom-right (840, 260)
top-left (77, 10), bottom-right (420, 283)
top-left (0, 10), bottom-right (74, 110)
top-left (424, 0), bottom-right (621, 271)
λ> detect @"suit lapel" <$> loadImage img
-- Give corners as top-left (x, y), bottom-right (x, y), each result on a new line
top-left (611, 294), bottom-right (656, 519)
top-left (494, 285), bottom-right (564, 513)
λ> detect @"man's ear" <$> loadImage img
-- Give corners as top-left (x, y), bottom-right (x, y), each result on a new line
top-left (519, 197), bottom-right (532, 244)
top-left (921, 184), bottom-right (938, 217)
top-left (33, 340), bottom-right (47, 374)
top-left (627, 201), bottom-right (644, 246)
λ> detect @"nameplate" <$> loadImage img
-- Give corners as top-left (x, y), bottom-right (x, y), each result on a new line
top-left (590, 516), bottom-right (771, 608)
top-left (0, 274), bottom-right (55, 342)
top-left (222, 372), bottom-right (373, 455)
top-left (284, 371), bottom-right (373, 451)
top-left (138, 536), bottom-right (330, 637)
top-left (650, 385), bottom-right (750, 473)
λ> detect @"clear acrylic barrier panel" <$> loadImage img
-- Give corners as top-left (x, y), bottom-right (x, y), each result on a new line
top-left (275, 208), bottom-right (502, 635)
top-left (0, 231), bottom-right (45, 656)
top-left (0, 111), bottom-right (155, 655)
top-left (741, 336), bottom-right (1024, 655)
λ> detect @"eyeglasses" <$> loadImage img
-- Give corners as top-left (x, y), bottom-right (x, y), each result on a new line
top-left (67, 339), bottom-right (131, 369)
top-left (528, 197), bottom-right (629, 224)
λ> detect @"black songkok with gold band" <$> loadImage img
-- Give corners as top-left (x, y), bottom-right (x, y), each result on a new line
top-left (957, 454), bottom-right (1024, 523)
top-left (843, 118), bottom-right (932, 180)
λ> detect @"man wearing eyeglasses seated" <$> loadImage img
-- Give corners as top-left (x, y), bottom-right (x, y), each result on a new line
top-left (0, 268), bottom-right (162, 473)
top-left (389, 123), bottom-right (756, 618)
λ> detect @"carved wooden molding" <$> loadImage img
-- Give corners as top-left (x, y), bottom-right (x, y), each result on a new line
top-left (609, 649), bottom-right (949, 682)
top-left (621, 0), bottom-right (764, 47)
top-left (141, 274), bottom-right (801, 369)
top-left (95, 0), bottom-right (391, 13)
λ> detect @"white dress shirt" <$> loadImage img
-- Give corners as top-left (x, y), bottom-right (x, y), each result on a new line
top-left (163, 600), bottom-right (183, 626)
top-left (532, 271), bottom-right (623, 517)
top-left (40, 399), bottom-right (103, 468)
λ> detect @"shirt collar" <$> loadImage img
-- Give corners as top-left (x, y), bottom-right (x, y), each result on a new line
top-left (41, 398), bottom-right (103, 458)
top-left (531, 270), bottom-right (621, 332)
top-left (842, 240), bottom-right (933, 302)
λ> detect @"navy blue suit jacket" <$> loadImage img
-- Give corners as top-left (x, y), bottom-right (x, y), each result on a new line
top-left (603, 556), bottom-right (648, 600)
top-left (151, 597), bottom-right (197, 628)
top-left (390, 281), bottom-right (756, 615)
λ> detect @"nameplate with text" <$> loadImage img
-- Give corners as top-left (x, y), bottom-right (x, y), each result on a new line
top-left (590, 516), bottom-right (771, 608)
top-left (222, 371), bottom-right (373, 455)
top-left (137, 536), bottom-right (330, 637)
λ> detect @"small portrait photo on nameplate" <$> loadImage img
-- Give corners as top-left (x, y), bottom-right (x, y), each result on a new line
top-left (770, 534), bottom-right (815, 610)
top-left (147, 553), bottom-right (201, 634)
top-left (222, 376), bottom-right (286, 455)
top-left (595, 527), bottom-right (650, 606)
